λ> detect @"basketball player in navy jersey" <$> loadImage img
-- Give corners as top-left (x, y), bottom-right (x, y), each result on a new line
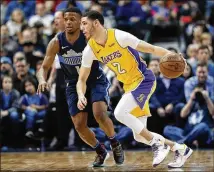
top-left (37, 7), bottom-right (124, 167)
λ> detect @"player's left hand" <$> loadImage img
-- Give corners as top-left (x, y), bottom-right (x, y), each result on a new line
top-left (37, 81), bottom-right (50, 94)
top-left (77, 95), bottom-right (87, 110)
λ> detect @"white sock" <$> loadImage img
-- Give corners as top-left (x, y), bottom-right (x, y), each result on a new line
top-left (148, 136), bottom-right (156, 146)
top-left (148, 132), bottom-right (167, 146)
top-left (151, 132), bottom-right (165, 143)
top-left (148, 135), bottom-right (161, 146)
top-left (171, 142), bottom-right (185, 152)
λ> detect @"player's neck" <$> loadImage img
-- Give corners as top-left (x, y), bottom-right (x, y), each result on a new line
top-left (93, 28), bottom-right (107, 47)
top-left (66, 29), bottom-right (81, 44)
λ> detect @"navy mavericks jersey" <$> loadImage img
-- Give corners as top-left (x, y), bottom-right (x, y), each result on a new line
top-left (57, 31), bottom-right (103, 83)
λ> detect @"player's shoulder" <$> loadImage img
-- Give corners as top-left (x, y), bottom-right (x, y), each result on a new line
top-left (83, 43), bottom-right (94, 55)
top-left (114, 28), bottom-right (129, 36)
top-left (49, 36), bottom-right (59, 46)
top-left (55, 31), bottom-right (66, 42)
top-left (47, 35), bottom-right (60, 51)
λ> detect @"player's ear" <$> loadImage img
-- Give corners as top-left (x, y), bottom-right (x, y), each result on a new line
top-left (94, 19), bottom-right (99, 27)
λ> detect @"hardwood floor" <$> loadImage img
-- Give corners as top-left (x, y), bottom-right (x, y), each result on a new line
top-left (1, 150), bottom-right (213, 171)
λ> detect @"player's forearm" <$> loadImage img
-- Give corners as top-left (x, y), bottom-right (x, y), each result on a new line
top-left (180, 99), bottom-right (194, 118)
top-left (152, 46), bottom-right (171, 57)
top-left (36, 66), bottom-right (49, 83)
top-left (76, 80), bottom-right (87, 98)
top-left (48, 67), bottom-right (56, 84)
top-left (136, 41), bottom-right (171, 57)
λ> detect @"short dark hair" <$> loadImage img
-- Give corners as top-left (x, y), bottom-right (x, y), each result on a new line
top-left (198, 45), bottom-right (210, 53)
top-left (83, 10), bottom-right (104, 25)
top-left (63, 7), bottom-right (82, 16)
top-left (197, 62), bottom-right (208, 69)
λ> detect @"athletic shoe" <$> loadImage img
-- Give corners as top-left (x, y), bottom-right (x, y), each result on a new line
top-left (168, 144), bottom-right (193, 168)
top-left (93, 151), bottom-right (110, 167)
top-left (111, 142), bottom-right (124, 165)
top-left (152, 142), bottom-right (170, 167)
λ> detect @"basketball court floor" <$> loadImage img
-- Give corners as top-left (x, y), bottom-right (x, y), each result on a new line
top-left (1, 149), bottom-right (213, 171)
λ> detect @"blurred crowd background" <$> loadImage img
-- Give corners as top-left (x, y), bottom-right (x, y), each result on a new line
top-left (1, 0), bottom-right (214, 152)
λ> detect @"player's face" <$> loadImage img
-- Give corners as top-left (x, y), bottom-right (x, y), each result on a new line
top-left (64, 12), bottom-right (81, 34)
top-left (81, 17), bottom-right (96, 40)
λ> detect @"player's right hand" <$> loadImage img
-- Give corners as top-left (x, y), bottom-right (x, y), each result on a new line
top-left (37, 81), bottom-right (50, 94)
top-left (77, 95), bottom-right (87, 110)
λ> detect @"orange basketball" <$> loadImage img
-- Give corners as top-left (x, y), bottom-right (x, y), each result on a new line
top-left (159, 53), bottom-right (185, 79)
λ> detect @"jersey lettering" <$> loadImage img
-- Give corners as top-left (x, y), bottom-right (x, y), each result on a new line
top-left (101, 50), bottom-right (122, 64)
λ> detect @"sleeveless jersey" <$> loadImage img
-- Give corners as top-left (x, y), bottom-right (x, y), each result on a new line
top-left (88, 29), bottom-right (147, 92)
top-left (57, 31), bottom-right (103, 83)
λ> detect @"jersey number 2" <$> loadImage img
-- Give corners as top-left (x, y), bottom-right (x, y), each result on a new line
top-left (112, 62), bottom-right (126, 74)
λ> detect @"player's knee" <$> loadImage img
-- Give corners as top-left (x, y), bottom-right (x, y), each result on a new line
top-left (73, 121), bottom-right (87, 134)
top-left (93, 102), bottom-right (107, 122)
top-left (114, 106), bottom-right (125, 122)
top-left (93, 109), bottom-right (106, 122)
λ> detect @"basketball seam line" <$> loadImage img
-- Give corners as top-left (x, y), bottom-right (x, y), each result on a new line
top-left (160, 65), bottom-right (184, 72)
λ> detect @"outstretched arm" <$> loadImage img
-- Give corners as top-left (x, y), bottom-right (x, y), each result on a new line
top-left (36, 37), bottom-right (59, 93)
top-left (115, 29), bottom-right (172, 57)
top-left (136, 40), bottom-right (171, 57)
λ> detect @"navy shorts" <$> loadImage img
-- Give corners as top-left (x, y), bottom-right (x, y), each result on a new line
top-left (65, 74), bottom-right (110, 116)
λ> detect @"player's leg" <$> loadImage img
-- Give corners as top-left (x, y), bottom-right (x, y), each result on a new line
top-left (132, 115), bottom-right (193, 168)
top-left (66, 84), bottom-right (109, 167)
top-left (92, 101), bottom-right (115, 138)
top-left (92, 101), bottom-right (124, 165)
top-left (114, 92), bottom-right (170, 167)
top-left (90, 75), bottom-right (124, 165)
top-left (71, 112), bottom-right (97, 146)
top-left (71, 112), bottom-right (109, 167)
top-left (129, 72), bottom-right (192, 167)
top-left (133, 85), bottom-right (193, 168)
